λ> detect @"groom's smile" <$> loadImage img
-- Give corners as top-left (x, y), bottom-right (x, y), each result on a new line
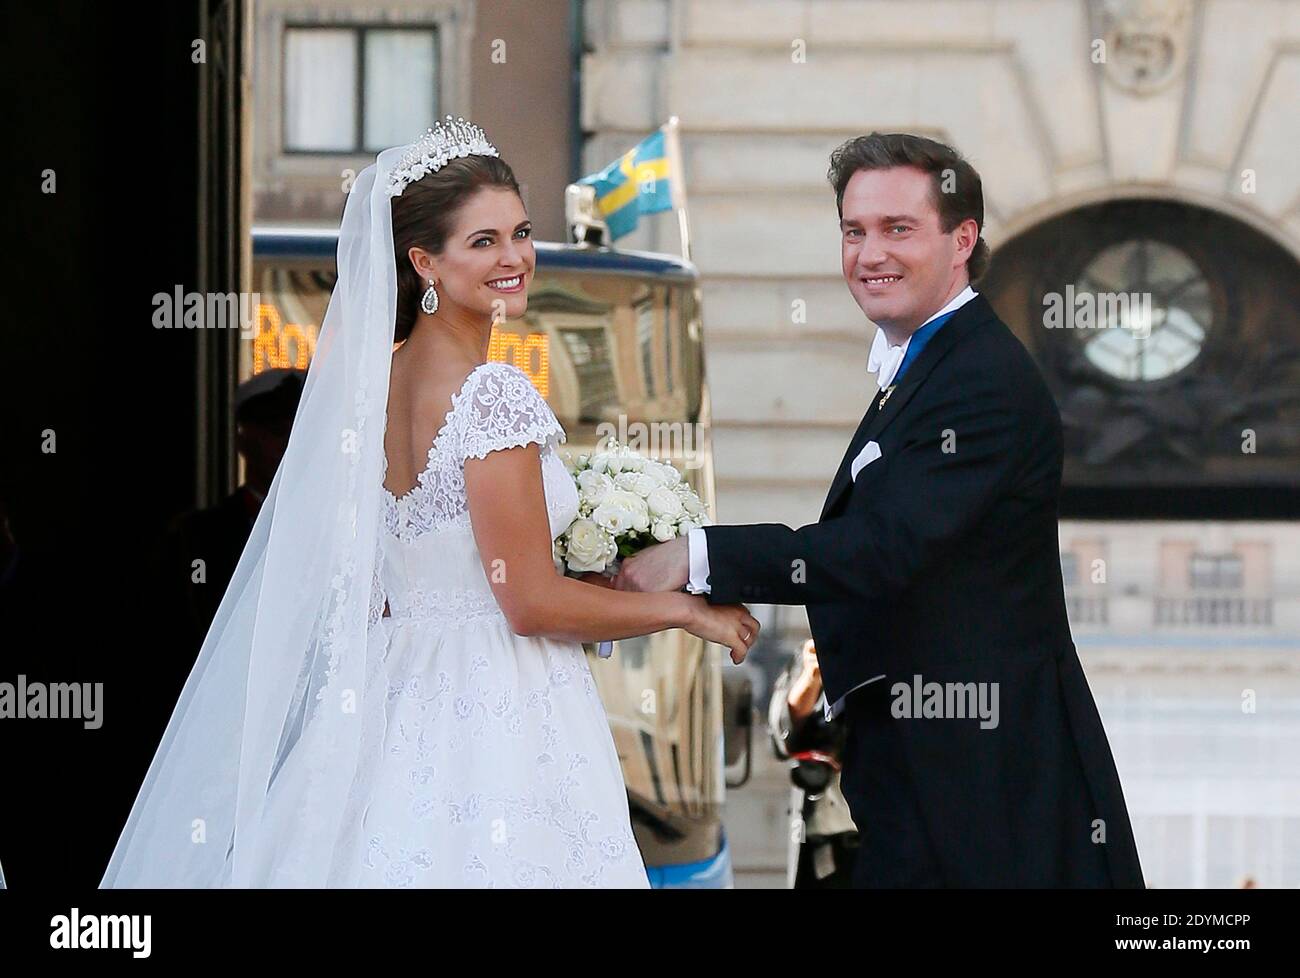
top-left (860, 272), bottom-right (904, 291)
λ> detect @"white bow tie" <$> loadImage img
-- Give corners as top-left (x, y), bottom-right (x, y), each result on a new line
top-left (866, 326), bottom-right (910, 391)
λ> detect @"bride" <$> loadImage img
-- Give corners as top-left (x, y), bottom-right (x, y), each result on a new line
top-left (101, 118), bottom-right (759, 888)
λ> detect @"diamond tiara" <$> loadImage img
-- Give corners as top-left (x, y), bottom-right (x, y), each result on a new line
top-left (386, 115), bottom-right (500, 198)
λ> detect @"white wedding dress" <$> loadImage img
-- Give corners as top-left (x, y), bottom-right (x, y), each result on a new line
top-left (340, 360), bottom-right (649, 887)
top-left (100, 143), bottom-right (649, 889)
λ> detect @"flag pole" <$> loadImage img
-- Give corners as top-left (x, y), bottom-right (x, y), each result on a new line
top-left (665, 116), bottom-right (691, 264)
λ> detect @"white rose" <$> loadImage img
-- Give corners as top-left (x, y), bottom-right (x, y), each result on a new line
top-left (576, 469), bottom-right (614, 507)
top-left (649, 461), bottom-right (681, 487)
top-left (646, 485), bottom-right (685, 521)
top-left (637, 461), bottom-right (666, 487)
top-left (650, 519), bottom-right (676, 542)
top-left (593, 489), bottom-right (649, 535)
top-left (565, 519), bottom-right (615, 573)
top-left (629, 494), bottom-right (651, 531)
top-left (614, 471), bottom-right (658, 498)
top-left (680, 490), bottom-right (705, 517)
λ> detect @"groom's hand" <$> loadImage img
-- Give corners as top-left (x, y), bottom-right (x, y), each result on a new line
top-left (615, 536), bottom-right (690, 592)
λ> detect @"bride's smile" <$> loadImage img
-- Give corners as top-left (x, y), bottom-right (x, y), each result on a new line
top-left (485, 272), bottom-right (525, 293)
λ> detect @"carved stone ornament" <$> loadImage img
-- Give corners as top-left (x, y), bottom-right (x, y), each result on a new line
top-left (1098, 0), bottom-right (1193, 96)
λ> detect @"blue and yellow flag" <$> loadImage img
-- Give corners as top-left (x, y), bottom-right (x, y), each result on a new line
top-left (578, 123), bottom-right (681, 240)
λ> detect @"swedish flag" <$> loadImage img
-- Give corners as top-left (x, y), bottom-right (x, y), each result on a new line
top-left (578, 125), bottom-right (679, 240)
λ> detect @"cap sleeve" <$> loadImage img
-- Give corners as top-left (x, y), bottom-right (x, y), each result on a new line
top-left (458, 362), bottom-right (565, 461)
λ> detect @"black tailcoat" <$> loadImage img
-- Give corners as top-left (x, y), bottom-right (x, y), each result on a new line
top-left (703, 295), bottom-right (1144, 887)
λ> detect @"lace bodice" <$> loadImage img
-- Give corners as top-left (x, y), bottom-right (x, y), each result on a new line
top-left (371, 362), bottom-right (579, 629)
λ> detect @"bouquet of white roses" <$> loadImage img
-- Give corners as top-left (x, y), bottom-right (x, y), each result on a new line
top-left (554, 441), bottom-right (709, 655)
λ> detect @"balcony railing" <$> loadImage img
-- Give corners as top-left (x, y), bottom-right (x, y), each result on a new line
top-left (1154, 596), bottom-right (1273, 627)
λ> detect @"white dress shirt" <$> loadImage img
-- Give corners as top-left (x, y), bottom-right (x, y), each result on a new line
top-left (685, 286), bottom-right (979, 596)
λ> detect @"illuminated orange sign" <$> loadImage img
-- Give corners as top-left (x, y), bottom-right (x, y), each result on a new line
top-left (253, 304), bottom-right (317, 373)
top-left (488, 327), bottom-right (550, 397)
top-left (249, 307), bottom-right (550, 400)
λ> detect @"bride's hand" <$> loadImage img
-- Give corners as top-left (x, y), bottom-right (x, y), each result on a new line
top-left (682, 597), bottom-right (760, 664)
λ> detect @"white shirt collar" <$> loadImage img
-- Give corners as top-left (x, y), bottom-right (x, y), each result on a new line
top-left (866, 286), bottom-right (978, 390)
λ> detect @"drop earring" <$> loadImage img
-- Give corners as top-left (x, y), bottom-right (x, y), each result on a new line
top-left (420, 279), bottom-right (440, 315)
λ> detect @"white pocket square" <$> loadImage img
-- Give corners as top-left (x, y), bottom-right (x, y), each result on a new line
top-left (850, 440), bottom-right (883, 481)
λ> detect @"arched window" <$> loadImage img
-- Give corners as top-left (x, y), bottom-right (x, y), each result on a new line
top-left (982, 199), bottom-right (1300, 515)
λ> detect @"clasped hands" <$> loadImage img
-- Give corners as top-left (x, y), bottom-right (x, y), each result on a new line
top-left (612, 537), bottom-right (759, 664)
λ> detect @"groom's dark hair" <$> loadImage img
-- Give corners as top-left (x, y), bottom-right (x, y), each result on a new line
top-left (828, 132), bottom-right (990, 281)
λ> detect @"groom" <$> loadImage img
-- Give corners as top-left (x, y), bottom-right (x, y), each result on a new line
top-left (617, 132), bottom-right (1145, 888)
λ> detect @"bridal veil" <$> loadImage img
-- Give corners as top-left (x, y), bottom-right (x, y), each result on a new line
top-left (102, 147), bottom-right (404, 887)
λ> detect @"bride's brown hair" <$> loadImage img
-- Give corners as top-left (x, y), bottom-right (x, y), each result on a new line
top-left (390, 154), bottom-right (522, 342)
